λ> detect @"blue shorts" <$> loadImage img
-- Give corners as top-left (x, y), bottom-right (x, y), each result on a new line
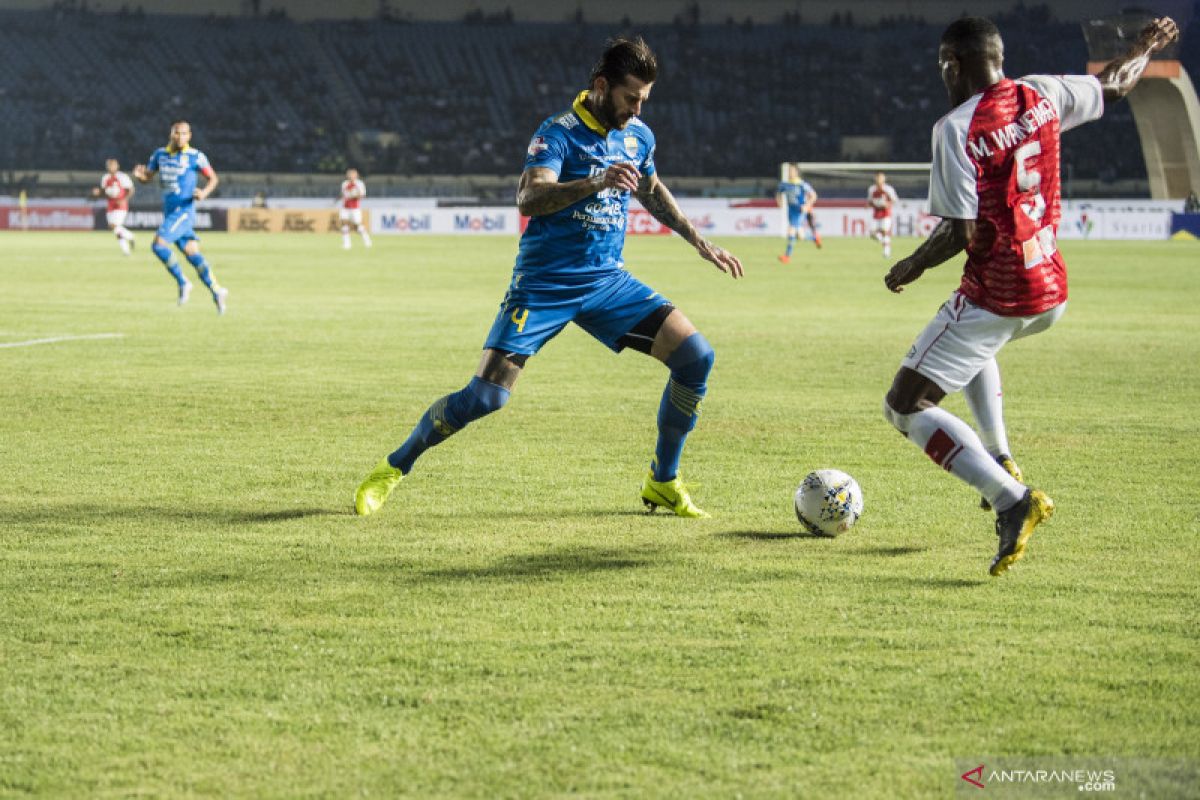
top-left (157, 206), bottom-right (199, 247)
top-left (787, 207), bottom-right (804, 227)
top-left (483, 269), bottom-right (672, 356)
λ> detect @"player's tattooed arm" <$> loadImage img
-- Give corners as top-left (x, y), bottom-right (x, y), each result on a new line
top-left (884, 218), bottom-right (973, 293)
top-left (636, 173), bottom-right (699, 244)
top-left (1097, 17), bottom-right (1178, 106)
top-left (638, 173), bottom-right (744, 279)
top-left (516, 164), bottom-right (636, 217)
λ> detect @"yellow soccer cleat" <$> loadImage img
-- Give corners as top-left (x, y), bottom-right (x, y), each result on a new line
top-left (355, 457), bottom-right (404, 516)
top-left (641, 470), bottom-right (710, 518)
top-left (989, 488), bottom-right (1055, 577)
top-left (981, 454), bottom-right (1023, 511)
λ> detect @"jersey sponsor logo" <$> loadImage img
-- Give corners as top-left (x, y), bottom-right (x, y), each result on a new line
top-left (527, 136), bottom-right (549, 157)
top-left (554, 113), bottom-right (578, 129)
top-left (623, 135), bottom-right (638, 156)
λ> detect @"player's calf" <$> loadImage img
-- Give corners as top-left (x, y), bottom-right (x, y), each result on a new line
top-left (653, 332), bottom-right (714, 483)
top-left (385, 376), bottom-right (511, 476)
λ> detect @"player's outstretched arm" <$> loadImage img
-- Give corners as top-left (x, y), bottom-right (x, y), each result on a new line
top-left (132, 164), bottom-right (154, 184)
top-left (884, 218), bottom-right (973, 293)
top-left (1096, 17), bottom-right (1178, 106)
top-left (637, 173), bottom-right (743, 279)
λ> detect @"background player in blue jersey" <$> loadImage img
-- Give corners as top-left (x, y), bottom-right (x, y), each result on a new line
top-left (132, 121), bottom-right (229, 314)
top-left (776, 163), bottom-right (821, 263)
top-left (356, 36), bottom-right (744, 519)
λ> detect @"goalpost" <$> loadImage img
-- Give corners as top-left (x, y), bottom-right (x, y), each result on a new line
top-left (787, 162), bottom-right (931, 195)
top-left (777, 162), bottom-right (933, 239)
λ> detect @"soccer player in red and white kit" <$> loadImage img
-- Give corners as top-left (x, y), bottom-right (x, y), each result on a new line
top-left (882, 16), bottom-right (1178, 576)
top-left (339, 168), bottom-right (372, 249)
top-left (867, 171), bottom-right (898, 258)
top-left (93, 158), bottom-right (136, 255)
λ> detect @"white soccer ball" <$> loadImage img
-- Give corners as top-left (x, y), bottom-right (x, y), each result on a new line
top-left (794, 469), bottom-right (863, 537)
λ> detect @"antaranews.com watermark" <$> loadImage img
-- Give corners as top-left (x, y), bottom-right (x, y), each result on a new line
top-left (955, 758), bottom-right (1198, 797)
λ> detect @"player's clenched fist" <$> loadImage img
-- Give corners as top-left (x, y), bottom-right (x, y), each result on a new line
top-left (603, 162), bottom-right (641, 193)
top-left (1137, 17), bottom-right (1178, 53)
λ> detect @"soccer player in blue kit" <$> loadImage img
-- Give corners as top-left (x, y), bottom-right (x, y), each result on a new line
top-left (776, 162), bottom-right (821, 263)
top-left (356, 37), bottom-right (744, 518)
top-left (133, 121), bottom-right (229, 314)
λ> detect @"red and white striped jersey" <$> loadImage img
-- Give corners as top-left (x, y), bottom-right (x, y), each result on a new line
top-left (868, 183), bottom-right (898, 219)
top-left (340, 179), bottom-right (366, 209)
top-left (101, 171), bottom-right (133, 212)
top-left (928, 74), bottom-right (1103, 316)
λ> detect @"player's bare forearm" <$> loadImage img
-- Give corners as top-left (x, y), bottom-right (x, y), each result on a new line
top-left (1097, 17), bottom-right (1178, 105)
top-left (638, 174), bottom-right (744, 278)
top-left (133, 165), bottom-right (154, 184)
top-left (516, 167), bottom-right (604, 217)
top-left (884, 218), bottom-right (971, 293)
top-left (636, 175), bottom-right (699, 245)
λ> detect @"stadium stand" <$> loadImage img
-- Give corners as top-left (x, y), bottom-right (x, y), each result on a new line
top-left (0, 5), bottom-right (1188, 192)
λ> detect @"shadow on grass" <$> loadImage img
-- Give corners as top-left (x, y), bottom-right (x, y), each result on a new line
top-left (873, 575), bottom-right (985, 589)
top-left (718, 530), bottom-right (825, 541)
top-left (226, 508), bottom-right (351, 523)
top-left (854, 545), bottom-right (931, 556)
top-left (419, 545), bottom-right (657, 582)
top-left (0, 503), bottom-right (351, 527)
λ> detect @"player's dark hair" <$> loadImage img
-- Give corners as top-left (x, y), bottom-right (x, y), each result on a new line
top-left (940, 17), bottom-right (1003, 60)
top-left (590, 36), bottom-right (658, 88)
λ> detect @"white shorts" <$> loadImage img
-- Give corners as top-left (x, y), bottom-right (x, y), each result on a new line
top-left (872, 216), bottom-right (892, 234)
top-left (339, 208), bottom-right (363, 226)
top-left (902, 291), bottom-right (1066, 393)
top-left (106, 209), bottom-right (128, 228)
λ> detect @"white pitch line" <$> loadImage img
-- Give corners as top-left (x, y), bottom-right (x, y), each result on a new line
top-left (0, 333), bottom-right (126, 349)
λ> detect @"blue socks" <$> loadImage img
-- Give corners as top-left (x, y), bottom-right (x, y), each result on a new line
top-left (388, 376), bottom-right (510, 473)
top-left (785, 234), bottom-right (796, 256)
top-left (152, 242), bottom-right (218, 290)
top-left (186, 252), bottom-right (216, 289)
top-left (653, 332), bottom-right (714, 482)
top-left (384, 335), bottom-right (713, 483)
top-left (151, 241), bottom-right (186, 287)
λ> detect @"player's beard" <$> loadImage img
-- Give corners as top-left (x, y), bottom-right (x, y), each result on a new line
top-left (599, 91), bottom-right (631, 130)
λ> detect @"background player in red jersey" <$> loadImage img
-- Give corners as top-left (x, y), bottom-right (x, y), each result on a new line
top-left (91, 158), bottom-right (136, 255)
top-left (338, 168), bottom-right (372, 250)
top-left (881, 15), bottom-right (1178, 576)
top-left (867, 171), bottom-right (898, 258)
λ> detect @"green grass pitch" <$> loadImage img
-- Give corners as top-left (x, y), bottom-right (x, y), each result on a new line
top-left (1, 231), bottom-right (1197, 797)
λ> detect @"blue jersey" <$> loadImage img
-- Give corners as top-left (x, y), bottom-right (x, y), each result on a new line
top-left (146, 146), bottom-right (212, 213)
top-left (778, 180), bottom-right (815, 211)
top-left (517, 92), bottom-right (657, 284)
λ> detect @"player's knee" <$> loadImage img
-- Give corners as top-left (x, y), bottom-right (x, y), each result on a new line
top-left (465, 376), bottom-right (510, 416)
top-left (440, 377), bottom-right (510, 432)
top-left (151, 241), bottom-right (172, 262)
top-left (666, 332), bottom-right (714, 386)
